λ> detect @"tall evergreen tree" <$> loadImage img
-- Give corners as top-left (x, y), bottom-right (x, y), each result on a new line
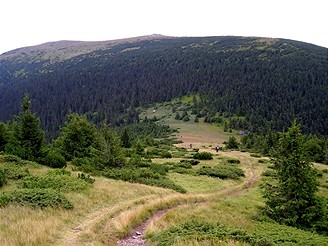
top-left (7, 94), bottom-right (45, 160)
top-left (121, 128), bottom-right (131, 148)
top-left (56, 113), bottom-right (98, 160)
top-left (0, 122), bottom-right (6, 151)
top-left (96, 123), bottom-right (125, 168)
top-left (262, 121), bottom-right (326, 231)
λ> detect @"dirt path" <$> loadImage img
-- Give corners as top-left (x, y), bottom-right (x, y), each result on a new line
top-left (57, 138), bottom-right (261, 246)
top-left (56, 195), bottom-right (158, 246)
top-left (116, 159), bottom-right (260, 246)
top-left (117, 209), bottom-right (169, 246)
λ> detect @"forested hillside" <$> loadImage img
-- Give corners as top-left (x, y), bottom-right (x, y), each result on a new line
top-left (0, 35), bottom-right (327, 138)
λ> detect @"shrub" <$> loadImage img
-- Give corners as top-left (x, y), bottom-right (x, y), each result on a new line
top-left (226, 136), bottom-right (239, 149)
top-left (148, 220), bottom-right (328, 246)
top-left (41, 149), bottom-right (66, 168)
top-left (161, 150), bottom-right (172, 158)
top-left (250, 153), bottom-right (262, 158)
top-left (226, 158), bottom-right (241, 164)
top-left (0, 163), bottom-right (30, 180)
top-left (261, 170), bottom-right (276, 177)
top-left (197, 164), bottom-right (244, 180)
top-left (0, 189), bottom-right (73, 209)
top-left (0, 154), bottom-right (22, 163)
top-left (103, 167), bottom-right (186, 193)
top-left (258, 159), bottom-right (270, 164)
top-left (150, 163), bottom-right (170, 175)
top-left (180, 159), bottom-right (200, 166)
top-left (19, 171), bottom-right (90, 192)
top-left (193, 152), bottom-right (213, 160)
top-left (0, 169), bottom-right (7, 187)
top-left (77, 173), bottom-right (95, 184)
top-left (72, 157), bottom-right (101, 172)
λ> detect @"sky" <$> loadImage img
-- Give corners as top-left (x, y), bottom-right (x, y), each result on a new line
top-left (0, 0), bottom-right (327, 54)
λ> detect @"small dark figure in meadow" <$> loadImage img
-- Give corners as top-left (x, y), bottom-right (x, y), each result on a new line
top-left (215, 145), bottom-right (219, 153)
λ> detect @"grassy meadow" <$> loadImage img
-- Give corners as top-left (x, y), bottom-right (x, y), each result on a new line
top-left (0, 99), bottom-right (327, 245)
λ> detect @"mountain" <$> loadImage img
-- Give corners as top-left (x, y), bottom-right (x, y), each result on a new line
top-left (0, 35), bottom-right (327, 138)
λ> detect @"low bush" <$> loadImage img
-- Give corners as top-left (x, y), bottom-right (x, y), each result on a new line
top-left (261, 170), bottom-right (276, 177)
top-left (0, 154), bottom-right (22, 163)
top-left (41, 149), bottom-right (66, 168)
top-left (180, 159), bottom-right (200, 166)
top-left (193, 152), bottom-right (213, 160)
top-left (148, 220), bottom-right (328, 246)
top-left (0, 189), bottom-right (73, 209)
top-left (258, 159), bottom-right (270, 164)
top-left (0, 163), bottom-right (30, 180)
top-left (177, 162), bottom-right (192, 169)
top-left (19, 170), bottom-right (90, 192)
top-left (197, 164), bottom-right (244, 180)
top-left (149, 163), bottom-right (170, 175)
top-left (161, 150), bottom-right (172, 158)
top-left (77, 172), bottom-right (95, 184)
top-left (0, 169), bottom-right (6, 187)
top-left (226, 158), bottom-right (241, 164)
top-left (103, 167), bottom-right (186, 193)
top-left (250, 153), bottom-right (262, 158)
top-left (72, 157), bottom-right (101, 173)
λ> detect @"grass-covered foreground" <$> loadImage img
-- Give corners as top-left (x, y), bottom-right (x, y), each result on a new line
top-left (0, 99), bottom-right (327, 245)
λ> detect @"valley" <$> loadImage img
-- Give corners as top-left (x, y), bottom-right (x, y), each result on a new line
top-left (0, 101), bottom-right (327, 245)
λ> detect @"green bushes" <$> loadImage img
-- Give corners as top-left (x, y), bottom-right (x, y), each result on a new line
top-left (103, 167), bottom-right (186, 193)
top-left (19, 169), bottom-right (90, 192)
top-left (197, 164), bottom-right (245, 180)
top-left (148, 220), bottom-right (328, 246)
top-left (0, 189), bottom-right (73, 209)
top-left (226, 158), bottom-right (241, 164)
top-left (0, 163), bottom-right (30, 180)
top-left (193, 152), bottom-right (213, 160)
top-left (41, 149), bottom-right (66, 168)
top-left (180, 159), bottom-right (200, 166)
top-left (0, 170), bottom-right (6, 187)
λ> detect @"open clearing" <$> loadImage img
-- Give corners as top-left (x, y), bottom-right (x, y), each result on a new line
top-left (1, 101), bottom-right (327, 245)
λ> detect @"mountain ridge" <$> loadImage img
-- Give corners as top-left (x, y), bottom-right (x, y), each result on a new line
top-left (0, 35), bottom-right (327, 138)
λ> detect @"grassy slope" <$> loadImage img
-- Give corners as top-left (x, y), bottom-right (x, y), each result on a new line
top-left (0, 100), bottom-right (327, 245)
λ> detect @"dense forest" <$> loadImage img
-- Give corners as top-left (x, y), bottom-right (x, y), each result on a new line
top-left (0, 35), bottom-right (327, 138)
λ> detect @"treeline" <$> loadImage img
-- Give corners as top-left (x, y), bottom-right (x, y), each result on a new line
top-left (0, 94), bottom-right (188, 192)
top-left (0, 94), bottom-right (175, 162)
top-left (0, 36), bottom-right (327, 139)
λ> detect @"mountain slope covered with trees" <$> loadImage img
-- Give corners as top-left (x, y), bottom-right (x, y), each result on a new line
top-left (0, 35), bottom-right (327, 137)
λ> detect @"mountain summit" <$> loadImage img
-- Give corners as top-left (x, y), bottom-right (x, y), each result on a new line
top-left (0, 35), bottom-right (327, 137)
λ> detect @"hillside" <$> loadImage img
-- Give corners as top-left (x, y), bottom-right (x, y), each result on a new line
top-left (0, 35), bottom-right (327, 137)
top-left (1, 102), bottom-right (327, 245)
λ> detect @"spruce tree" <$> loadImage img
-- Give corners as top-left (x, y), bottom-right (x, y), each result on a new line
top-left (96, 124), bottom-right (125, 168)
top-left (0, 122), bottom-right (6, 151)
top-left (263, 121), bottom-right (326, 231)
top-left (57, 113), bottom-right (98, 160)
top-left (10, 94), bottom-right (45, 160)
top-left (121, 128), bottom-right (131, 148)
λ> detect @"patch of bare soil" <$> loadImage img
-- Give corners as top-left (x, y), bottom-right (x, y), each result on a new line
top-left (117, 209), bottom-right (170, 246)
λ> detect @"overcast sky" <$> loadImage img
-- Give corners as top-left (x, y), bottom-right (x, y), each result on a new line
top-left (0, 0), bottom-right (327, 54)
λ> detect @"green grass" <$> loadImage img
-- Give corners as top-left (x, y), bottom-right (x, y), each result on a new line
top-left (169, 172), bottom-right (241, 194)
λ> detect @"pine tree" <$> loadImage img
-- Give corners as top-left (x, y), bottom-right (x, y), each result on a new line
top-left (57, 113), bottom-right (98, 160)
top-left (121, 128), bottom-right (131, 148)
top-left (0, 122), bottom-right (6, 151)
top-left (96, 124), bottom-right (125, 168)
top-left (263, 121), bottom-right (326, 231)
top-left (9, 94), bottom-right (45, 160)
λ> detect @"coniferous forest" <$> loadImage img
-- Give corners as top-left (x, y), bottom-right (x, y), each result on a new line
top-left (0, 35), bottom-right (327, 139)
top-left (1, 33), bottom-right (328, 245)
